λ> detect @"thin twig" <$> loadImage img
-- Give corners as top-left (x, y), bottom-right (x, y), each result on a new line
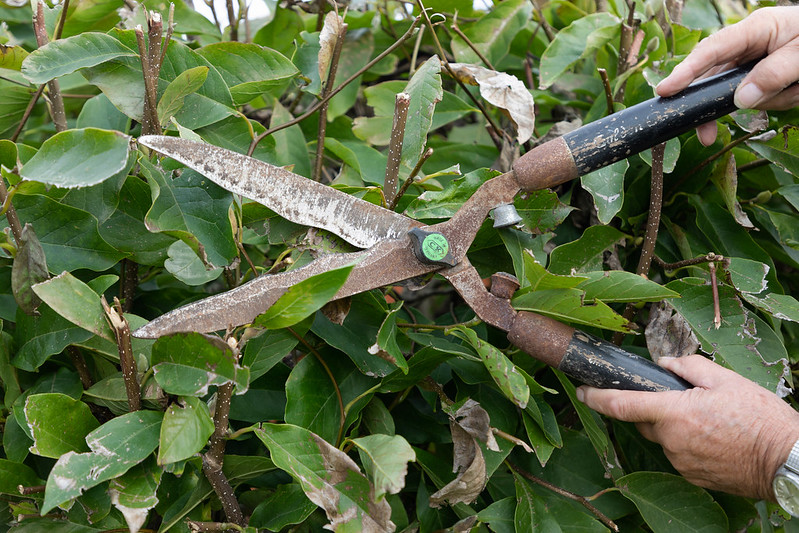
top-left (415, 0), bottom-right (504, 150)
top-left (529, 0), bottom-right (555, 41)
top-left (389, 147), bottom-right (432, 210)
top-left (158, 3), bottom-right (175, 69)
top-left (507, 461), bottom-right (619, 532)
top-left (187, 521), bottom-right (244, 532)
top-left (248, 17), bottom-right (421, 156)
top-left (493, 428), bottom-right (533, 453)
top-left (410, 24), bottom-right (424, 75)
top-left (226, 0), bottom-right (238, 41)
top-left (68, 346), bottom-right (93, 389)
top-left (10, 84), bottom-right (46, 142)
top-left (654, 252), bottom-right (724, 271)
top-left (313, 22), bottom-right (348, 182)
top-left (598, 68), bottom-right (614, 115)
top-left (102, 296), bottom-right (140, 411)
top-left (53, 0), bottom-right (71, 41)
top-left (738, 158), bottom-right (769, 173)
top-left (203, 381), bottom-right (244, 525)
top-left (287, 328), bottom-right (346, 446)
top-left (709, 261), bottom-right (721, 329)
top-left (33, 3), bottom-right (67, 132)
top-left (613, 142), bottom-right (665, 345)
top-left (451, 20), bottom-right (495, 70)
top-left (383, 93), bottom-right (410, 206)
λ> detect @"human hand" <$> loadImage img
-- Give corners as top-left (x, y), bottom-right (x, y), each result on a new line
top-left (576, 355), bottom-right (799, 500)
top-left (655, 6), bottom-right (799, 145)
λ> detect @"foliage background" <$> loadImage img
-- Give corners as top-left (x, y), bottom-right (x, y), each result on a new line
top-left (1, 0), bottom-right (799, 531)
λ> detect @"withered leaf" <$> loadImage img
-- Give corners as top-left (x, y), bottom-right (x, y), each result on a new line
top-left (321, 297), bottom-right (351, 325)
top-left (449, 63), bottom-right (535, 144)
top-left (11, 223), bottom-right (49, 315)
top-left (645, 302), bottom-right (699, 362)
top-left (429, 421), bottom-right (487, 507)
top-left (446, 399), bottom-right (499, 452)
top-left (711, 155), bottom-right (754, 229)
top-left (318, 11), bottom-right (345, 85)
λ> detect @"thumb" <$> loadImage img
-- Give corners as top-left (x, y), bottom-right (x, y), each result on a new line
top-left (734, 42), bottom-right (799, 109)
top-left (576, 386), bottom-right (674, 424)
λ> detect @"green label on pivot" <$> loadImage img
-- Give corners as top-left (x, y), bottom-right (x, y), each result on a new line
top-left (422, 233), bottom-right (449, 262)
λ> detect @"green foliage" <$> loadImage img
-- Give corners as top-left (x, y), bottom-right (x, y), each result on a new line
top-left (1, 1), bottom-right (798, 532)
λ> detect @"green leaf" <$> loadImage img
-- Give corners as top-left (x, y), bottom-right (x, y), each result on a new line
top-left (12, 305), bottom-right (93, 371)
top-left (270, 100), bottom-right (312, 178)
top-left (710, 154), bottom-right (753, 228)
top-left (639, 137), bottom-right (681, 173)
top-left (163, 240), bottom-right (222, 286)
top-left (241, 327), bottom-right (301, 382)
top-left (151, 332), bottom-right (249, 396)
top-left (197, 42), bottom-right (297, 105)
top-left (20, 128), bottom-right (130, 188)
top-left (256, 423), bottom-right (394, 531)
top-left (0, 459), bottom-right (43, 497)
top-left (76, 93), bottom-right (130, 131)
top-left (373, 302), bottom-right (407, 373)
top-left (21, 32), bottom-right (137, 84)
top-left (577, 270), bottom-right (679, 303)
top-left (32, 271), bottom-right (115, 341)
top-left (522, 252), bottom-right (587, 291)
top-left (401, 56), bottom-right (443, 171)
top-left (617, 472), bottom-right (728, 532)
top-left (108, 457), bottom-right (162, 533)
top-left (141, 160), bottom-right (237, 268)
top-left (284, 349), bottom-right (377, 444)
top-left (84, 373), bottom-right (163, 415)
top-left (404, 168), bottom-right (497, 219)
top-left (350, 434), bottom-right (416, 499)
top-left (667, 279), bottom-right (789, 391)
top-left (252, 7), bottom-right (305, 56)
top-left (453, 327), bottom-right (529, 409)
top-left (747, 127), bottom-right (799, 177)
top-left (0, 44), bottom-right (29, 71)
top-left (24, 393), bottom-right (99, 458)
top-left (451, 0), bottom-right (532, 66)
top-left (581, 159), bottom-right (628, 224)
top-left (513, 472), bottom-right (538, 531)
top-left (539, 13), bottom-right (620, 89)
top-left (43, 410), bottom-right (163, 514)
top-left (513, 288), bottom-right (630, 332)
top-left (548, 225), bottom-right (627, 275)
top-left (11, 224), bottom-right (48, 315)
top-left (249, 483), bottom-right (317, 530)
top-left (158, 397), bottom-right (215, 465)
top-left (156, 66), bottom-right (209, 126)
top-left (254, 262), bottom-right (356, 330)
top-left (516, 189), bottom-right (574, 234)
top-left (476, 497), bottom-right (515, 533)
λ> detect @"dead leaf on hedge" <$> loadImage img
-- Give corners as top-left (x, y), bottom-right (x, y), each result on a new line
top-left (711, 154), bottom-right (755, 229)
top-left (319, 11), bottom-right (345, 85)
top-left (645, 301), bottom-right (699, 362)
top-left (447, 399), bottom-right (499, 452)
top-left (449, 63), bottom-right (535, 144)
top-left (429, 421), bottom-right (487, 508)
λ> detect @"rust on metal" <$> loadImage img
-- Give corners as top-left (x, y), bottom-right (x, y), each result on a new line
top-left (511, 136), bottom-right (579, 191)
top-left (443, 261), bottom-right (516, 332)
top-left (138, 136), bottom-right (420, 249)
top-left (489, 272), bottom-right (520, 300)
top-left (507, 311), bottom-right (574, 368)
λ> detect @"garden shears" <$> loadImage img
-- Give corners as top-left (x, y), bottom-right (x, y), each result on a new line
top-left (133, 63), bottom-right (756, 392)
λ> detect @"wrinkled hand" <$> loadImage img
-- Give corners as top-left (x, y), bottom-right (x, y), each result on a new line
top-left (656, 6), bottom-right (799, 145)
top-left (577, 355), bottom-right (799, 500)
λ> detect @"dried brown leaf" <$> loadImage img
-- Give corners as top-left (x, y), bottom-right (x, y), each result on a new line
top-left (645, 302), bottom-right (699, 362)
top-left (449, 399), bottom-right (499, 452)
top-left (429, 421), bottom-right (487, 507)
top-left (449, 63), bottom-right (535, 144)
top-left (318, 11), bottom-right (344, 85)
top-left (321, 297), bottom-right (351, 325)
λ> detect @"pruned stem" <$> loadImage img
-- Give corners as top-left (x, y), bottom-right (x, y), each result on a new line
top-left (654, 252), bottom-right (725, 271)
top-left (613, 141), bottom-right (665, 345)
top-left (135, 24), bottom-right (161, 136)
top-left (33, 2), bottom-right (67, 132)
top-left (102, 296), bottom-right (140, 411)
top-left (598, 68), bottom-right (614, 115)
top-left (313, 22), bottom-right (348, 182)
top-left (203, 381), bottom-right (244, 526)
top-left (248, 17), bottom-right (420, 156)
top-left (384, 93), bottom-right (410, 206)
top-left (187, 521), bottom-right (244, 532)
top-left (0, 178), bottom-right (23, 245)
top-left (507, 461), bottom-right (619, 532)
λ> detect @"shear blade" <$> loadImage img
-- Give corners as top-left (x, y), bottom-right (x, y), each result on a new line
top-left (139, 136), bottom-right (420, 249)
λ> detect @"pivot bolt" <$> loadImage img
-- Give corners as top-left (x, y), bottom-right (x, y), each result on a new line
top-left (408, 228), bottom-right (457, 267)
top-left (491, 204), bottom-right (523, 228)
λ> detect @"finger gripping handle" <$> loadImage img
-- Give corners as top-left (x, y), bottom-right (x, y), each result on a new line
top-left (508, 311), bottom-right (690, 391)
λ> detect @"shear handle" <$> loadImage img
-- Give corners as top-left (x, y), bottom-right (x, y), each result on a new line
top-left (508, 311), bottom-right (690, 391)
top-left (512, 61), bottom-right (755, 191)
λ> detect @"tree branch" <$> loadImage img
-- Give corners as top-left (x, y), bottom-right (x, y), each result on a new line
top-left (33, 3), bottom-right (67, 132)
top-left (102, 296), bottom-right (140, 411)
top-left (383, 93), bottom-right (410, 206)
top-left (313, 21), bottom-right (348, 182)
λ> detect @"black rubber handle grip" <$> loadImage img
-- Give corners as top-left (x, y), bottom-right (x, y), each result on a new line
top-left (508, 311), bottom-right (690, 391)
top-left (559, 331), bottom-right (690, 391)
top-left (563, 62), bottom-right (754, 175)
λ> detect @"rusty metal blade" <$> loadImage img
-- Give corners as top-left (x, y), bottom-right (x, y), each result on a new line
top-left (138, 136), bottom-right (419, 248)
top-left (133, 237), bottom-right (436, 338)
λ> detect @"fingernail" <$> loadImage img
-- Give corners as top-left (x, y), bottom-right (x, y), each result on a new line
top-left (735, 83), bottom-right (763, 109)
top-left (575, 387), bottom-right (585, 402)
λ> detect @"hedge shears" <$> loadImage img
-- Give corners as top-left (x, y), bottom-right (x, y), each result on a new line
top-left (133, 63), bottom-right (755, 392)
